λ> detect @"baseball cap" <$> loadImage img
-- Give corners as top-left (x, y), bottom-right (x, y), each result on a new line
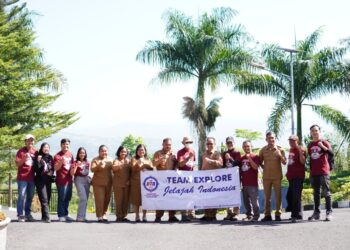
top-left (24, 134), bottom-right (35, 140)
top-left (226, 136), bottom-right (235, 143)
top-left (288, 135), bottom-right (299, 141)
top-left (182, 136), bottom-right (193, 144)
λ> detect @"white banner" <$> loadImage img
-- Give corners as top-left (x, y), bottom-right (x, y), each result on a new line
top-left (141, 167), bottom-right (241, 210)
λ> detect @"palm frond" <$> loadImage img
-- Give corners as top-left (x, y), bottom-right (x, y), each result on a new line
top-left (267, 97), bottom-right (291, 138)
top-left (152, 67), bottom-right (196, 85)
top-left (262, 44), bottom-right (290, 74)
top-left (205, 97), bottom-right (222, 131)
top-left (182, 96), bottom-right (197, 121)
top-left (308, 104), bottom-right (350, 142)
top-left (297, 27), bottom-right (323, 59)
top-left (234, 73), bottom-right (288, 97)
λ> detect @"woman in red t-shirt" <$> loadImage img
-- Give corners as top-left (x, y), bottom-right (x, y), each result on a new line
top-left (70, 147), bottom-right (91, 222)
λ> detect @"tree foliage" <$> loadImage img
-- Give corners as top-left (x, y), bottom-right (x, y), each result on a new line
top-left (235, 128), bottom-right (262, 141)
top-left (234, 28), bottom-right (350, 142)
top-left (121, 134), bottom-right (144, 157)
top-left (0, 1), bottom-right (78, 182)
top-left (136, 7), bottom-right (253, 166)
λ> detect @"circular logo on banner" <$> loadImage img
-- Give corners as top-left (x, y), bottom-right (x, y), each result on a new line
top-left (143, 176), bottom-right (159, 192)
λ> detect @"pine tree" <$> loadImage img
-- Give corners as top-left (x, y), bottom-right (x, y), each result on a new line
top-left (0, 1), bottom-right (78, 189)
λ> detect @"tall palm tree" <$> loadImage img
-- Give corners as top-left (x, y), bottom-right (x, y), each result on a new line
top-left (136, 7), bottom-right (252, 166)
top-left (234, 28), bottom-right (350, 143)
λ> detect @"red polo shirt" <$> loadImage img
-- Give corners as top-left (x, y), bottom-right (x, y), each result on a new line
top-left (16, 147), bottom-right (37, 182)
top-left (240, 154), bottom-right (260, 187)
top-left (54, 151), bottom-right (74, 185)
top-left (177, 148), bottom-right (196, 171)
top-left (308, 140), bottom-right (332, 176)
top-left (286, 148), bottom-right (306, 180)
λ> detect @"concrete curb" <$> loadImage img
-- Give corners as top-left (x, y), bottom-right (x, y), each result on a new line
top-left (0, 205), bottom-right (16, 212)
top-left (303, 201), bottom-right (350, 211)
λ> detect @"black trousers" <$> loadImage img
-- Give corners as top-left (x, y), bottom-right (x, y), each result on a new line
top-left (310, 175), bottom-right (332, 214)
top-left (288, 178), bottom-right (304, 218)
top-left (35, 177), bottom-right (52, 219)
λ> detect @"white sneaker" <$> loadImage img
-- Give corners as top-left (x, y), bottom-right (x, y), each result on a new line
top-left (325, 212), bottom-right (333, 221)
top-left (18, 216), bottom-right (25, 222)
top-left (58, 217), bottom-right (66, 222)
top-left (65, 216), bottom-right (74, 222)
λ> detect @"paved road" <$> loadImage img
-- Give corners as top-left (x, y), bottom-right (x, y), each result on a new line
top-left (5, 208), bottom-right (350, 250)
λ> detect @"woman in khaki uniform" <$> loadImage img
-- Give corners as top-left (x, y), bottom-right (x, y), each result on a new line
top-left (129, 144), bottom-right (154, 222)
top-left (112, 146), bottom-right (131, 222)
top-left (200, 137), bottom-right (223, 221)
top-left (91, 145), bottom-right (113, 222)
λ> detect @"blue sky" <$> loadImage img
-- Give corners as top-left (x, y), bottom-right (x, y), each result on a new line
top-left (22, 0), bottom-right (350, 151)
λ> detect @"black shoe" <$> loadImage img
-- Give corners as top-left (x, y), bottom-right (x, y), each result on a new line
top-left (199, 216), bottom-right (209, 221)
top-left (261, 216), bottom-right (273, 222)
top-left (291, 218), bottom-right (297, 223)
top-left (168, 216), bottom-right (180, 222)
top-left (154, 217), bottom-right (161, 223)
top-left (122, 218), bottom-right (130, 222)
top-left (181, 217), bottom-right (191, 222)
top-left (275, 215), bottom-right (282, 221)
top-left (223, 215), bottom-right (232, 221)
top-left (42, 218), bottom-right (51, 223)
top-left (308, 213), bottom-right (320, 221)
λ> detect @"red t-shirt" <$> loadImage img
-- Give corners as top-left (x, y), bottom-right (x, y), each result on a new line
top-left (177, 148), bottom-right (196, 171)
top-left (286, 148), bottom-right (306, 180)
top-left (54, 151), bottom-right (74, 185)
top-left (240, 154), bottom-right (260, 187)
top-left (16, 147), bottom-right (37, 182)
top-left (222, 149), bottom-right (241, 161)
top-left (308, 140), bottom-right (332, 176)
top-left (73, 161), bottom-right (90, 177)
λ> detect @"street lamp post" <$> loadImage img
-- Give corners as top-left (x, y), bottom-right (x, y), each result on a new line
top-left (278, 47), bottom-right (298, 135)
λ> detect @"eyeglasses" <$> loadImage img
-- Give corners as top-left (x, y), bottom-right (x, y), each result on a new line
top-left (226, 142), bottom-right (233, 145)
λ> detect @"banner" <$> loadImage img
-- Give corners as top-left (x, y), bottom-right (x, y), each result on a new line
top-left (141, 167), bottom-right (241, 210)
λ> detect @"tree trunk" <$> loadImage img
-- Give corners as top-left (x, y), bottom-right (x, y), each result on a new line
top-left (296, 103), bottom-right (303, 144)
top-left (197, 128), bottom-right (207, 170)
top-left (196, 77), bottom-right (206, 169)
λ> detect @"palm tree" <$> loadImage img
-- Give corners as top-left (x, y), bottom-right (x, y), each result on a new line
top-left (234, 28), bottom-right (350, 143)
top-left (136, 7), bottom-right (252, 166)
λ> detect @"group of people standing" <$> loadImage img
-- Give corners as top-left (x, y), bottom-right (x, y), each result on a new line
top-left (15, 124), bottom-right (333, 223)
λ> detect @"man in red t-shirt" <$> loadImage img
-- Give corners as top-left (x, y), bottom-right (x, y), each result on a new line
top-left (177, 136), bottom-right (196, 222)
top-left (222, 136), bottom-right (241, 221)
top-left (307, 124), bottom-right (333, 221)
top-left (15, 134), bottom-right (37, 222)
top-left (240, 140), bottom-right (261, 221)
top-left (286, 135), bottom-right (306, 223)
top-left (54, 138), bottom-right (74, 222)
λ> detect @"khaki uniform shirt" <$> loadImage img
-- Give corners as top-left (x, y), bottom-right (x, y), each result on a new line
top-left (201, 150), bottom-right (223, 170)
top-left (112, 159), bottom-right (131, 188)
top-left (91, 156), bottom-right (113, 186)
top-left (152, 150), bottom-right (177, 170)
top-left (259, 145), bottom-right (286, 180)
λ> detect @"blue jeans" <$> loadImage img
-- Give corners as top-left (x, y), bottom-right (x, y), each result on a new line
top-left (57, 183), bottom-right (73, 217)
top-left (17, 180), bottom-right (35, 217)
